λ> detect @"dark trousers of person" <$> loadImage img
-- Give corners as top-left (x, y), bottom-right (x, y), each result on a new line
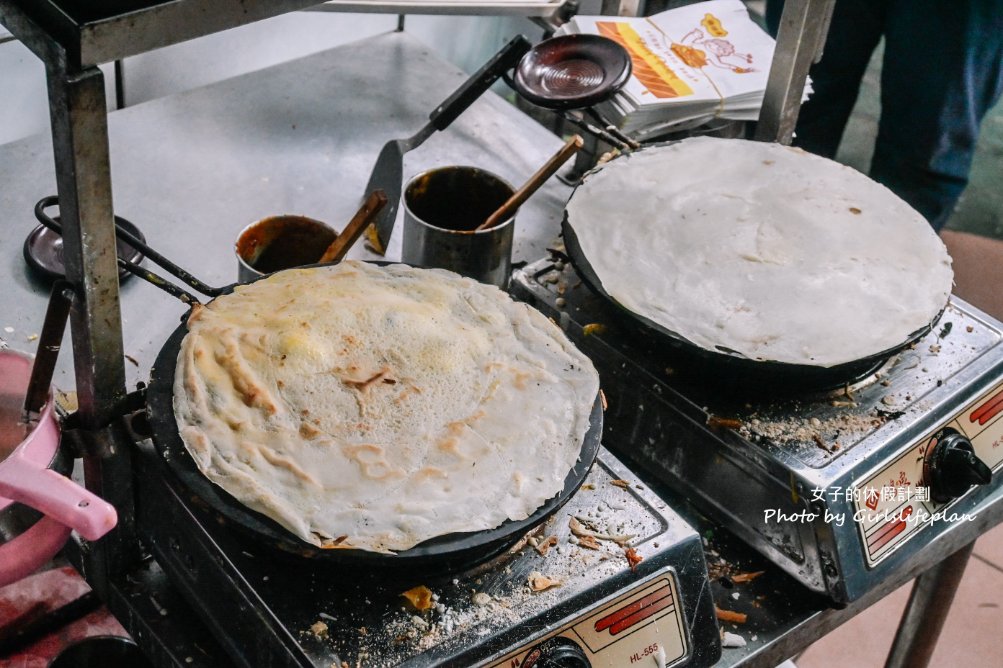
top-left (765, 0), bottom-right (1003, 230)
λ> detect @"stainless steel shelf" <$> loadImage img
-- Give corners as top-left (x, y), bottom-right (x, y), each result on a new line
top-left (309, 0), bottom-right (567, 18)
top-left (0, 0), bottom-right (332, 67)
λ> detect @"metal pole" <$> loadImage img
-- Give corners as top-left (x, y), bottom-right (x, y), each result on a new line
top-left (45, 62), bottom-right (136, 592)
top-left (44, 64), bottom-right (126, 426)
top-left (114, 59), bottom-right (126, 109)
top-left (884, 541), bottom-right (976, 668)
top-left (754, 0), bottom-right (835, 145)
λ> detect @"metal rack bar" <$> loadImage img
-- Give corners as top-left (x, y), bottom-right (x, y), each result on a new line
top-left (307, 0), bottom-right (569, 18)
top-left (4, 0), bottom-right (333, 68)
top-left (885, 542), bottom-right (976, 668)
top-left (43, 58), bottom-right (139, 596)
top-left (43, 64), bottom-right (124, 426)
top-left (754, 0), bottom-right (836, 145)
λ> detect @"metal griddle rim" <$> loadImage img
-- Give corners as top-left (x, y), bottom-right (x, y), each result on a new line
top-left (559, 155), bottom-right (944, 391)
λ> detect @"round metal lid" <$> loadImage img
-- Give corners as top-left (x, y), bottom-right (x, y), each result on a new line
top-left (513, 34), bottom-right (632, 111)
top-left (23, 215), bottom-right (146, 282)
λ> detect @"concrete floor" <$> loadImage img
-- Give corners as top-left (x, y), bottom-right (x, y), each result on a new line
top-left (798, 524), bottom-right (1003, 668)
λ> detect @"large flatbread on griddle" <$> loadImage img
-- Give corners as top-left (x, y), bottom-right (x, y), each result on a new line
top-left (565, 137), bottom-right (954, 367)
top-left (173, 261), bottom-right (599, 553)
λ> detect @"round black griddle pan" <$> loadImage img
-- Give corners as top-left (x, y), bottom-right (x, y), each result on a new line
top-left (560, 160), bottom-right (944, 392)
top-left (142, 261), bottom-right (603, 569)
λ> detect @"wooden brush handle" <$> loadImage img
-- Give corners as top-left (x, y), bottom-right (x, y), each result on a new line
top-left (477, 135), bottom-right (583, 231)
top-left (319, 190), bottom-right (389, 264)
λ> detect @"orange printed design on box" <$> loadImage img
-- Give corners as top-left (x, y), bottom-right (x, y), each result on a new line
top-left (701, 12), bottom-right (728, 37)
top-left (672, 25), bottom-right (757, 74)
top-left (596, 21), bottom-right (694, 99)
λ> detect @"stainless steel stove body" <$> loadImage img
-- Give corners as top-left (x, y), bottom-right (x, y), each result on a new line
top-left (513, 258), bottom-right (1003, 604)
top-left (134, 440), bottom-right (721, 668)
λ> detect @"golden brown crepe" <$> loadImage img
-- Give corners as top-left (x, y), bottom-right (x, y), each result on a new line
top-left (173, 262), bottom-right (599, 553)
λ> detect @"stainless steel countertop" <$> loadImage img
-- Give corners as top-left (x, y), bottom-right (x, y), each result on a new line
top-left (0, 30), bottom-right (567, 392)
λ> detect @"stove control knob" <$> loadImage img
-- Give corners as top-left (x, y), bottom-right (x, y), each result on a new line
top-left (925, 428), bottom-right (992, 504)
top-left (521, 637), bottom-right (591, 668)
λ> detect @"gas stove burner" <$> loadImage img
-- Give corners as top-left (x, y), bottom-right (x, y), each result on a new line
top-left (23, 215), bottom-right (146, 282)
top-left (513, 258), bottom-right (1003, 603)
top-left (135, 443), bottom-right (722, 667)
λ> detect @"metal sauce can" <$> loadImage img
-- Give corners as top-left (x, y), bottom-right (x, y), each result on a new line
top-left (402, 166), bottom-right (515, 289)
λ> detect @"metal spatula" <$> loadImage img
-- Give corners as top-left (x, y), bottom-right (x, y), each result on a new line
top-left (364, 35), bottom-right (531, 255)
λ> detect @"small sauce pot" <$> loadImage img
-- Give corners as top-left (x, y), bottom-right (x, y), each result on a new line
top-left (401, 166), bottom-right (516, 289)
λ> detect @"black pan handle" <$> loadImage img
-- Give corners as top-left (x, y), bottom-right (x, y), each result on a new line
top-left (116, 258), bottom-right (201, 306)
top-left (33, 197), bottom-right (201, 306)
top-left (429, 35), bottom-right (531, 131)
top-left (34, 196), bottom-right (225, 298)
top-left (561, 111), bottom-right (633, 152)
top-left (23, 280), bottom-right (73, 417)
top-left (585, 108), bottom-right (640, 150)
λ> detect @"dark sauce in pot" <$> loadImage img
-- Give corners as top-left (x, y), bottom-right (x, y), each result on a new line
top-left (405, 168), bottom-right (513, 231)
top-left (237, 216), bottom-right (337, 275)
